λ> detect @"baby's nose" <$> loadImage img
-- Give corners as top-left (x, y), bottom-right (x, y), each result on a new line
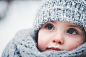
top-left (52, 33), bottom-right (64, 45)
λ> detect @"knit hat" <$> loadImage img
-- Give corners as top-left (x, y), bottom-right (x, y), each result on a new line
top-left (34, 0), bottom-right (86, 32)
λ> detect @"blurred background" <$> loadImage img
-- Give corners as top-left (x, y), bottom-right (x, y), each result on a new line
top-left (0, 0), bottom-right (43, 56)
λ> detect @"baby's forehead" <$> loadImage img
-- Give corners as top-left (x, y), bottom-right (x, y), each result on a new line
top-left (45, 21), bottom-right (79, 25)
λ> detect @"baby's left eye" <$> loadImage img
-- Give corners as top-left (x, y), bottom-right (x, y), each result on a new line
top-left (45, 23), bottom-right (54, 30)
top-left (67, 28), bottom-right (78, 34)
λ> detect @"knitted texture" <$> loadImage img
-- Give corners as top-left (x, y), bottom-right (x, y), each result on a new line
top-left (34, 0), bottom-right (86, 31)
top-left (1, 29), bottom-right (86, 57)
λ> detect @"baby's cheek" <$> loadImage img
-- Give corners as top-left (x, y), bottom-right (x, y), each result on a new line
top-left (67, 44), bottom-right (77, 51)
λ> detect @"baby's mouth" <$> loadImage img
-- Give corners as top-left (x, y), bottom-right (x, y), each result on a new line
top-left (47, 47), bottom-right (61, 51)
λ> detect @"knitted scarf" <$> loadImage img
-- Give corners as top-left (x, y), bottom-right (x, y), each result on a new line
top-left (1, 28), bottom-right (86, 57)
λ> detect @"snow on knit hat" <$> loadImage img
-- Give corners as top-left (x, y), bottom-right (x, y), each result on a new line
top-left (34, 0), bottom-right (86, 31)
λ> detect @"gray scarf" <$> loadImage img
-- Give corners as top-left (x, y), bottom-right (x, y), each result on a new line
top-left (1, 28), bottom-right (86, 57)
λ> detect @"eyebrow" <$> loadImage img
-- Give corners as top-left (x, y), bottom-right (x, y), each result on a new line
top-left (68, 25), bottom-right (83, 30)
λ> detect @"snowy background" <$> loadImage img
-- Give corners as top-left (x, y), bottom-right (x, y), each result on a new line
top-left (0, 0), bottom-right (43, 56)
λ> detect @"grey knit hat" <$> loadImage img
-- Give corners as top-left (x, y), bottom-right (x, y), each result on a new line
top-left (34, 0), bottom-right (86, 31)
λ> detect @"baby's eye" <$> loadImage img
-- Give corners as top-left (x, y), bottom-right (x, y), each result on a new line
top-left (67, 28), bottom-right (78, 34)
top-left (45, 23), bottom-right (54, 30)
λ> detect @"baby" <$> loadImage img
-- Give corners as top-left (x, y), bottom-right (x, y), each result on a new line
top-left (2, 0), bottom-right (86, 57)
top-left (34, 0), bottom-right (86, 52)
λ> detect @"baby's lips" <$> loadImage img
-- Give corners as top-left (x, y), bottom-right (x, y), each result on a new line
top-left (47, 47), bottom-right (61, 51)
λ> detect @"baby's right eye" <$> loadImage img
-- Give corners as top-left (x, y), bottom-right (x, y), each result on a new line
top-left (67, 28), bottom-right (78, 34)
top-left (45, 23), bottom-right (54, 30)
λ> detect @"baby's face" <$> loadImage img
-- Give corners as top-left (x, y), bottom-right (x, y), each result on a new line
top-left (38, 21), bottom-right (85, 52)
